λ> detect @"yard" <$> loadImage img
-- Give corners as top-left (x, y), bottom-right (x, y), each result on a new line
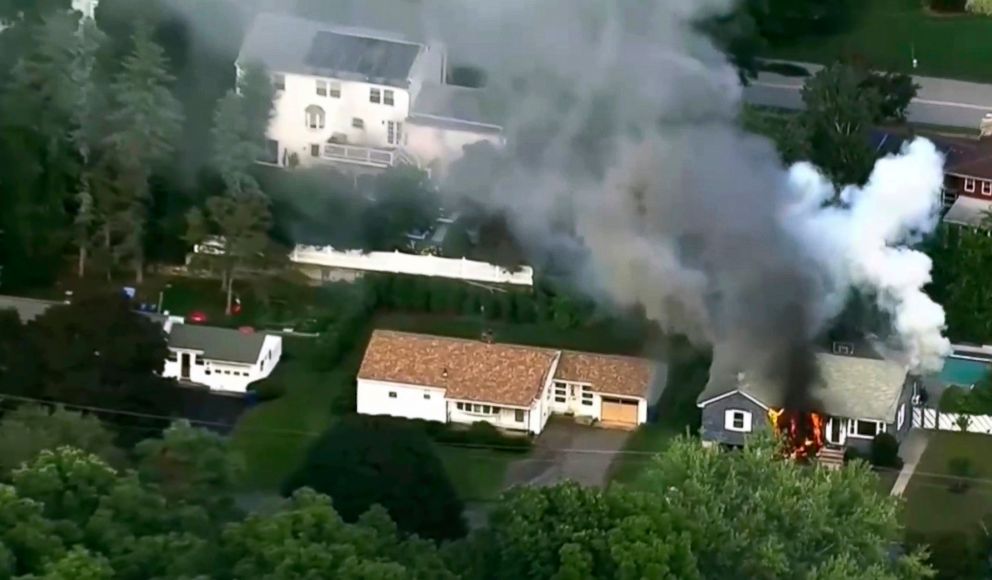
top-left (437, 446), bottom-right (522, 502)
top-left (767, 0), bottom-right (992, 83)
top-left (901, 431), bottom-right (992, 533)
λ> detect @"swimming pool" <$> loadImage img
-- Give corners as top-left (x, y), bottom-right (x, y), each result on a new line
top-left (937, 356), bottom-right (992, 387)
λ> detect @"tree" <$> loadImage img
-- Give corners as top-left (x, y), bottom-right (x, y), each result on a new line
top-left (283, 415), bottom-right (467, 541)
top-left (0, 405), bottom-right (123, 477)
top-left (185, 194), bottom-right (276, 315)
top-left (800, 63), bottom-right (881, 187)
top-left (22, 293), bottom-right (170, 415)
top-left (455, 437), bottom-right (931, 580)
top-left (211, 66), bottom-right (274, 198)
top-left (858, 71), bottom-right (919, 124)
top-left (217, 490), bottom-right (457, 580)
top-left (135, 421), bottom-right (244, 520)
top-left (966, 0), bottom-right (992, 14)
top-left (362, 166), bottom-right (439, 251)
top-left (103, 22), bottom-right (183, 283)
top-left (745, 0), bottom-right (852, 44)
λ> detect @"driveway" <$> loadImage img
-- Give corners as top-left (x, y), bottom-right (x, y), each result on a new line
top-left (504, 419), bottom-right (632, 489)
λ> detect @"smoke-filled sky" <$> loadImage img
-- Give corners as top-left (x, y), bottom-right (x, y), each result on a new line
top-left (232, 0), bottom-right (950, 390)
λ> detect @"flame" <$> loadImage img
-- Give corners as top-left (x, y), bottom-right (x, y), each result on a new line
top-left (768, 408), bottom-right (826, 461)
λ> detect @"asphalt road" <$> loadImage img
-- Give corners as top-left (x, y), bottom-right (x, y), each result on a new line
top-left (744, 61), bottom-right (992, 130)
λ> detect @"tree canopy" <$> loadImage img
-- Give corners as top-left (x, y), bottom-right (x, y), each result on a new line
top-left (0, 405), bottom-right (123, 478)
top-left (283, 415), bottom-right (467, 541)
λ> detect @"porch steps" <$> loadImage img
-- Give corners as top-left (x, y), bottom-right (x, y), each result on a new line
top-left (817, 446), bottom-right (845, 470)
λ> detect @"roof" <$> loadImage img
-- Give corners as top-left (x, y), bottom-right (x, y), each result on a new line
top-left (238, 13), bottom-right (422, 88)
top-left (411, 83), bottom-right (503, 131)
top-left (870, 129), bottom-right (992, 180)
top-left (944, 195), bottom-right (992, 228)
top-left (557, 352), bottom-right (655, 397)
top-left (357, 330), bottom-right (655, 407)
top-left (698, 353), bottom-right (909, 423)
top-left (167, 324), bottom-right (268, 364)
top-left (0, 295), bottom-right (61, 323)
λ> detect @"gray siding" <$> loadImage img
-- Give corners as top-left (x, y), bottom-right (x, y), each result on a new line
top-left (699, 392), bottom-right (769, 446)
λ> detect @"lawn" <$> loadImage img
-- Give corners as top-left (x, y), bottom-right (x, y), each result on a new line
top-left (229, 337), bottom-right (358, 490)
top-left (901, 431), bottom-right (992, 533)
top-left (767, 0), bottom-right (992, 83)
top-left (437, 446), bottom-right (522, 502)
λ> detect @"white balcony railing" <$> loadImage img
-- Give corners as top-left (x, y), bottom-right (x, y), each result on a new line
top-left (322, 143), bottom-right (395, 168)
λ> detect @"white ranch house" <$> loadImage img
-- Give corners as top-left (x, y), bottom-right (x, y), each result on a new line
top-left (237, 13), bottom-right (503, 177)
top-left (356, 330), bottom-right (656, 434)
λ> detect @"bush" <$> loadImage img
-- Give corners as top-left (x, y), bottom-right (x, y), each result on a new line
top-left (948, 456), bottom-right (975, 493)
top-left (251, 380), bottom-right (285, 402)
top-left (967, 0), bottom-right (992, 14)
top-left (432, 421), bottom-right (532, 453)
top-left (869, 433), bottom-right (902, 469)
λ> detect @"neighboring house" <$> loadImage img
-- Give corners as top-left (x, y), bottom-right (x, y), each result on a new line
top-left (237, 13), bottom-right (503, 177)
top-left (72, 0), bottom-right (98, 19)
top-left (356, 330), bottom-right (655, 434)
top-left (161, 323), bottom-right (282, 394)
top-left (697, 344), bottom-right (916, 454)
top-left (871, 120), bottom-right (992, 228)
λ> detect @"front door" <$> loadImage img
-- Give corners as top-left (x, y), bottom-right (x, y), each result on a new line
top-left (826, 417), bottom-right (846, 446)
top-left (180, 353), bottom-right (191, 380)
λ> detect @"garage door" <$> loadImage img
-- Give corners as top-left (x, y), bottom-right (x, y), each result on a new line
top-left (600, 398), bottom-right (638, 426)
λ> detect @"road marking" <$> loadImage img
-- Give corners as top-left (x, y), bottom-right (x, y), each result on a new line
top-left (750, 81), bottom-right (992, 112)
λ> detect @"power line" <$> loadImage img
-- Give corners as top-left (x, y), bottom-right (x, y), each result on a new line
top-left (7, 392), bottom-right (992, 487)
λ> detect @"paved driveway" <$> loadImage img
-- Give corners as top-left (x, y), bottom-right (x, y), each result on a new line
top-left (504, 419), bottom-right (632, 489)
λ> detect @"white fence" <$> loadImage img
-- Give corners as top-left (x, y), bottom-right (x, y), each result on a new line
top-left (289, 245), bottom-right (534, 287)
top-left (913, 408), bottom-right (992, 434)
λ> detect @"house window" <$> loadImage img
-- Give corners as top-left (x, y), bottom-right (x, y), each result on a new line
top-left (352, 117), bottom-right (365, 130)
top-left (383, 89), bottom-right (395, 106)
top-left (305, 105), bottom-right (325, 129)
top-left (388, 391), bottom-right (397, 399)
top-left (310, 144), bottom-right (320, 157)
top-left (329, 82), bottom-right (341, 98)
top-left (965, 178), bottom-right (977, 193)
top-left (514, 409), bottom-right (525, 422)
top-left (423, 393), bottom-right (431, 400)
top-left (897, 403), bottom-right (906, 430)
top-left (581, 400), bottom-right (593, 406)
top-left (194, 357), bottom-right (203, 366)
top-left (316, 80), bottom-right (327, 96)
top-left (554, 397), bottom-right (566, 403)
top-left (387, 121), bottom-right (403, 145)
top-left (166, 351), bottom-right (177, 362)
top-left (273, 73), bottom-right (285, 91)
top-left (984, 181), bottom-right (992, 197)
top-left (849, 419), bottom-right (882, 438)
top-left (370, 88), bottom-right (381, 103)
top-left (724, 409), bottom-right (752, 433)
top-left (456, 402), bottom-right (464, 410)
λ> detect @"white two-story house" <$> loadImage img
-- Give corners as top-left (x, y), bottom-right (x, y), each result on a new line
top-left (237, 13), bottom-right (504, 177)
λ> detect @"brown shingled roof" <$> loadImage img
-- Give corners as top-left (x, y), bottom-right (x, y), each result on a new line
top-left (946, 137), bottom-right (992, 181)
top-left (358, 330), bottom-right (558, 407)
top-left (557, 352), bottom-right (654, 398)
top-left (358, 330), bottom-right (656, 407)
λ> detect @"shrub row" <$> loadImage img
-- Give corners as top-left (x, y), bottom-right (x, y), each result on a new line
top-left (401, 417), bottom-right (532, 453)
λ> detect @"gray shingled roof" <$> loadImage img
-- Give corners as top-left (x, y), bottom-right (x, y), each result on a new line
top-left (411, 83), bottom-right (503, 131)
top-left (168, 324), bottom-right (267, 364)
top-left (238, 13), bottom-right (422, 88)
top-left (0, 295), bottom-right (61, 323)
top-left (698, 353), bottom-right (909, 423)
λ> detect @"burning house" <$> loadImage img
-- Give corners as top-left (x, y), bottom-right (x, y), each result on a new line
top-left (697, 343), bottom-right (917, 463)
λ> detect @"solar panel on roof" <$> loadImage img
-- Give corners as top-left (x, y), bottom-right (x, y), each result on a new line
top-left (304, 30), bottom-right (419, 83)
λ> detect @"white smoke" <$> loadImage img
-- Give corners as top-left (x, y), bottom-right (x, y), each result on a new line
top-left (785, 139), bottom-right (951, 372)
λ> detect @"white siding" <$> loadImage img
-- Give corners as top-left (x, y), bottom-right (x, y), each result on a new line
top-left (267, 72), bottom-right (411, 166)
top-left (161, 335), bottom-right (282, 394)
top-left (357, 379), bottom-right (447, 422)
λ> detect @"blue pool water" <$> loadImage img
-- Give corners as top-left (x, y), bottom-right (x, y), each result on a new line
top-left (937, 357), bottom-right (992, 387)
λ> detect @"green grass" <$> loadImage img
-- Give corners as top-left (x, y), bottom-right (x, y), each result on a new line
top-left (768, 0), bottom-right (992, 83)
top-left (902, 431), bottom-right (992, 533)
top-left (437, 446), bottom-right (521, 502)
top-left (375, 312), bottom-right (646, 355)
top-left (875, 468), bottom-right (899, 495)
top-left (609, 424), bottom-right (679, 486)
top-left (230, 338), bottom-right (356, 490)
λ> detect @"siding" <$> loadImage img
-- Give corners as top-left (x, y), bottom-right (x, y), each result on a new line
top-left (356, 379), bottom-right (447, 422)
top-left (699, 392), bottom-right (769, 446)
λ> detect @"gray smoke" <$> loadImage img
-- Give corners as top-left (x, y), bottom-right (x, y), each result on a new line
top-left (231, 0), bottom-right (949, 392)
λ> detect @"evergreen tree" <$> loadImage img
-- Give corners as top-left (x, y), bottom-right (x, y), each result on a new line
top-left (104, 22), bottom-right (183, 282)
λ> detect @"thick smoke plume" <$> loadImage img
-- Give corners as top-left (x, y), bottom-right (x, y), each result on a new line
top-left (243, 1), bottom-right (950, 393)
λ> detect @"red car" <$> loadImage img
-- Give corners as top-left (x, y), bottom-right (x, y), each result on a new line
top-left (188, 310), bottom-right (208, 324)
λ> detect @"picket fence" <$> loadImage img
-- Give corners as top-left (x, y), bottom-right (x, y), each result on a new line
top-left (912, 408), bottom-right (992, 434)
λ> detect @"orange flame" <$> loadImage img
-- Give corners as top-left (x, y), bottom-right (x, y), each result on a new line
top-left (768, 408), bottom-right (825, 460)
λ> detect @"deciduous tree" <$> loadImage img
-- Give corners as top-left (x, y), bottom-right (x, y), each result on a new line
top-left (0, 405), bottom-right (123, 477)
top-left (283, 415), bottom-right (467, 541)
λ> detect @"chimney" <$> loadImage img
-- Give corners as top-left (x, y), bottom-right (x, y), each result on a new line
top-left (981, 113), bottom-right (992, 139)
top-left (442, 367), bottom-right (449, 379)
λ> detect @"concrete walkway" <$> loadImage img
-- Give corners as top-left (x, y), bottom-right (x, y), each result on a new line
top-left (744, 60), bottom-right (992, 130)
top-left (890, 429), bottom-right (931, 497)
